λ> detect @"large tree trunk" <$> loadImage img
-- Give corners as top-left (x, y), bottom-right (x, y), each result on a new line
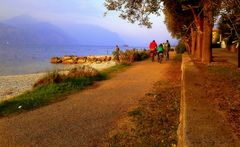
top-left (202, 0), bottom-right (213, 63)
top-left (191, 27), bottom-right (196, 56)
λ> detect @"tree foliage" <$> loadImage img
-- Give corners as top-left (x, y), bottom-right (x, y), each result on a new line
top-left (104, 0), bottom-right (162, 28)
top-left (105, 0), bottom-right (200, 37)
top-left (219, 0), bottom-right (240, 43)
top-left (163, 0), bottom-right (196, 38)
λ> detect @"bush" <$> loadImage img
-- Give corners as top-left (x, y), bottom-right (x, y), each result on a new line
top-left (175, 41), bottom-right (186, 54)
top-left (112, 50), bottom-right (120, 61)
top-left (113, 48), bottom-right (149, 65)
top-left (33, 66), bottom-right (100, 88)
top-left (67, 66), bottom-right (99, 78)
top-left (33, 71), bottom-right (64, 88)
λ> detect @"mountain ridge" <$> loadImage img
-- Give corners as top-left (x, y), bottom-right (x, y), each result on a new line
top-left (0, 15), bottom-right (124, 46)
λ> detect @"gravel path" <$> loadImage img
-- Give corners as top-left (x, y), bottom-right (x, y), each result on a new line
top-left (0, 57), bottom-right (173, 146)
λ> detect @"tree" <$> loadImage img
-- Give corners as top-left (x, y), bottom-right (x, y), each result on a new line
top-left (219, 0), bottom-right (240, 44)
top-left (104, 0), bottom-right (219, 63)
top-left (219, 0), bottom-right (240, 67)
top-left (163, 1), bottom-right (194, 53)
top-left (104, 0), bottom-right (162, 28)
top-left (202, 0), bottom-right (213, 63)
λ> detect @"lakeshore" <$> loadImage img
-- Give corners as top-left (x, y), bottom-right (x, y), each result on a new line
top-left (0, 61), bottom-right (116, 102)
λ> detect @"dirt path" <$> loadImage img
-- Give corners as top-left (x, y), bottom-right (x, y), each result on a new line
top-left (0, 55), bottom-right (175, 146)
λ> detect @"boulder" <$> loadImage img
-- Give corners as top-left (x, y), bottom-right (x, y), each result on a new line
top-left (99, 56), bottom-right (107, 62)
top-left (87, 56), bottom-right (97, 63)
top-left (50, 57), bottom-right (60, 64)
top-left (77, 57), bottom-right (87, 64)
top-left (72, 56), bottom-right (78, 61)
top-left (62, 56), bottom-right (72, 61)
top-left (107, 56), bottom-right (112, 61)
top-left (96, 61), bottom-right (102, 64)
top-left (62, 59), bottom-right (75, 64)
top-left (98, 57), bottom-right (104, 62)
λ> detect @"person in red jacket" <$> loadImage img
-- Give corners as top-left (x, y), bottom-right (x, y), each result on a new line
top-left (149, 40), bottom-right (157, 62)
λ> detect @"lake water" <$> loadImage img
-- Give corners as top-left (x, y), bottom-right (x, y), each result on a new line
top-left (0, 44), bottom-right (146, 76)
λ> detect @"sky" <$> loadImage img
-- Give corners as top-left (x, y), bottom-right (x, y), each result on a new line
top-left (0, 0), bottom-right (178, 46)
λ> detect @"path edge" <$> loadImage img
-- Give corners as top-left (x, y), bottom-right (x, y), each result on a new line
top-left (177, 53), bottom-right (191, 147)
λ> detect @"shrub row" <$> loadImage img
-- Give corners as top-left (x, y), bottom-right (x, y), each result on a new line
top-left (112, 48), bottom-right (150, 65)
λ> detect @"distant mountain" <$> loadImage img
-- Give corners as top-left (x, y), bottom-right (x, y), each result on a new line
top-left (0, 15), bottom-right (124, 46)
top-left (61, 24), bottom-right (124, 46)
top-left (0, 15), bottom-right (75, 45)
top-left (4, 15), bottom-right (39, 26)
top-left (0, 23), bottom-right (25, 44)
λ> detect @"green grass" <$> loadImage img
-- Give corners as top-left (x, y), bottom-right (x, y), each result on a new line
top-left (128, 107), bottom-right (142, 117)
top-left (0, 64), bottom-right (129, 117)
top-left (208, 66), bottom-right (231, 75)
top-left (174, 54), bottom-right (182, 61)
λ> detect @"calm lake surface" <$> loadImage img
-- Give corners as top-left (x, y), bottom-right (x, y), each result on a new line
top-left (0, 44), bottom-right (145, 76)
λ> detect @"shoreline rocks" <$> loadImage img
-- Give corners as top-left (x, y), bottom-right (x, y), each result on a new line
top-left (50, 55), bottom-right (113, 64)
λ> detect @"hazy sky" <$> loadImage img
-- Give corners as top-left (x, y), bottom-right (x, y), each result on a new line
top-left (0, 0), bottom-right (178, 46)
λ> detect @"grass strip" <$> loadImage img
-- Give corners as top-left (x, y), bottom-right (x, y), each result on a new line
top-left (0, 64), bottom-right (129, 117)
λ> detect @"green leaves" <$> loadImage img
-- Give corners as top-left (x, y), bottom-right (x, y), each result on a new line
top-left (104, 0), bottom-right (161, 28)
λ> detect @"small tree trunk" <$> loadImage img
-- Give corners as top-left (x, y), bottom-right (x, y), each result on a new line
top-left (202, 0), bottom-right (213, 63)
top-left (185, 42), bottom-right (191, 53)
top-left (238, 44), bottom-right (240, 68)
top-left (191, 27), bottom-right (196, 56)
top-left (189, 6), bottom-right (203, 60)
top-left (196, 27), bottom-right (203, 60)
top-left (182, 36), bottom-right (191, 53)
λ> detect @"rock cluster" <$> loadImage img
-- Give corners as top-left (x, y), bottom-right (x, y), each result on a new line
top-left (50, 55), bottom-right (113, 64)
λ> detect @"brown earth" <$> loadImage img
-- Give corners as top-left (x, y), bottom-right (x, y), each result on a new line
top-left (201, 49), bottom-right (240, 140)
top-left (0, 53), bottom-right (176, 146)
top-left (198, 61), bottom-right (240, 139)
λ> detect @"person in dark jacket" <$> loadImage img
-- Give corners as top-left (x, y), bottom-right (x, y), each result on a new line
top-left (114, 45), bottom-right (120, 62)
top-left (165, 40), bottom-right (171, 60)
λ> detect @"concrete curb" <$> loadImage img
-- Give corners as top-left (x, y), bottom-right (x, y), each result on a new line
top-left (178, 53), bottom-right (191, 147)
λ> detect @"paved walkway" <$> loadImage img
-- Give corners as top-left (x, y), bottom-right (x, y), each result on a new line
top-left (179, 54), bottom-right (240, 146)
top-left (0, 55), bottom-right (173, 146)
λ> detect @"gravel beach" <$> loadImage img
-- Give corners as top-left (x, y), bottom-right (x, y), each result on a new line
top-left (0, 61), bottom-right (116, 102)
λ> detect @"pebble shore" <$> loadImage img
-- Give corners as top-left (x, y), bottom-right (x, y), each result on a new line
top-left (0, 61), bottom-right (116, 102)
